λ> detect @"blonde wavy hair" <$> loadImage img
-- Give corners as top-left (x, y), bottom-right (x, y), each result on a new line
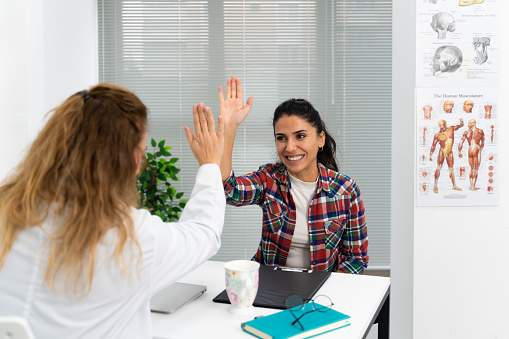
top-left (0, 83), bottom-right (147, 297)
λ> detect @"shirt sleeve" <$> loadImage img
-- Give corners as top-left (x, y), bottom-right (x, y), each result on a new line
top-left (223, 169), bottom-right (265, 207)
top-left (336, 181), bottom-right (369, 274)
top-left (134, 164), bottom-right (226, 295)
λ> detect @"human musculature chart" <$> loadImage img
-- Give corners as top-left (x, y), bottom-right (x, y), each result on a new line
top-left (417, 87), bottom-right (498, 206)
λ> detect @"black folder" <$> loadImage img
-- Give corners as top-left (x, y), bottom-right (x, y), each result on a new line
top-left (212, 264), bottom-right (331, 310)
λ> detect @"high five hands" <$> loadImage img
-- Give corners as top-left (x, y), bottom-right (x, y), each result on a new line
top-left (218, 75), bottom-right (254, 129)
top-left (184, 103), bottom-right (224, 166)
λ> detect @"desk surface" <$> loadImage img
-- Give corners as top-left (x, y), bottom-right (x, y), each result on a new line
top-left (151, 261), bottom-right (390, 339)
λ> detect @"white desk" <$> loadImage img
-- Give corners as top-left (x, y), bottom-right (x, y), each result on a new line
top-left (151, 261), bottom-right (390, 339)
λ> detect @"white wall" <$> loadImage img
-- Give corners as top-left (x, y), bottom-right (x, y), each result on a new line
top-left (390, 1), bottom-right (416, 338)
top-left (3, 1), bottom-right (508, 337)
top-left (392, 1), bottom-right (509, 338)
top-left (0, 0), bottom-right (97, 181)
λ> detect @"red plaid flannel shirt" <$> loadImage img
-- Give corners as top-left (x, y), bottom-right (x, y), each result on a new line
top-left (223, 162), bottom-right (369, 273)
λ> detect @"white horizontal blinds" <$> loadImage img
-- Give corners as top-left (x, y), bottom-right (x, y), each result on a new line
top-left (217, 1), bottom-right (329, 261)
top-left (98, 0), bottom-right (392, 268)
top-left (99, 0), bottom-right (212, 218)
top-left (333, 0), bottom-right (392, 268)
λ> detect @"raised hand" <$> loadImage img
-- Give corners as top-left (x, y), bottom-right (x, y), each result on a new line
top-left (218, 75), bottom-right (253, 128)
top-left (183, 103), bottom-right (224, 166)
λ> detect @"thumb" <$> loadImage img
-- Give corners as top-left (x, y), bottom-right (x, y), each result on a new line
top-left (183, 126), bottom-right (194, 146)
top-left (244, 96), bottom-right (254, 111)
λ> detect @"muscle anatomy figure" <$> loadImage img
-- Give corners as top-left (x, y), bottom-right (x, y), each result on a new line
top-left (443, 100), bottom-right (454, 113)
top-left (432, 46), bottom-right (463, 76)
top-left (423, 105), bottom-right (432, 119)
top-left (423, 126), bottom-right (427, 145)
top-left (463, 100), bottom-right (473, 113)
top-left (459, 0), bottom-right (484, 6)
top-left (430, 119), bottom-right (464, 193)
top-left (484, 105), bottom-right (492, 119)
top-left (490, 125), bottom-right (494, 143)
top-left (458, 119), bottom-right (484, 191)
top-left (473, 37), bottom-right (490, 65)
top-left (431, 12), bottom-right (455, 39)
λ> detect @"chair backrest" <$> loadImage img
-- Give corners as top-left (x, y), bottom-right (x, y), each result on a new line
top-left (0, 317), bottom-right (35, 339)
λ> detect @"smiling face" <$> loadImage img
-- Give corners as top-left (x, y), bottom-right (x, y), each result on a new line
top-left (274, 115), bottom-right (325, 182)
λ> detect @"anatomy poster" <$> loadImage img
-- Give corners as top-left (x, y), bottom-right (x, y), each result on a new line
top-left (417, 0), bottom-right (500, 87)
top-left (416, 87), bottom-right (498, 206)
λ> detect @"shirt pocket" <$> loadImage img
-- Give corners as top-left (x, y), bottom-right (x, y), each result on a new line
top-left (324, 216), bottom-right (347, 250)
top-left (261, 199), bottom-right (288, 235)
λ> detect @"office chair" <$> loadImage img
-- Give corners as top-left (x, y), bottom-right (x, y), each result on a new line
top-left (0, 317), bottom-right (35, 339)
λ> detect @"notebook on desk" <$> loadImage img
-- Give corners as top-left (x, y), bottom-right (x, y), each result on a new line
top-left (213, 264), bottom-right (331, 309)
top-left (150, 282), bottom-right (207, 314)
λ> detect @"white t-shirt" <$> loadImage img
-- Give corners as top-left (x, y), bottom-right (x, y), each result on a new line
top-left (0, 164), bottom-right (225, 338)
top-left (285, 173), bottom-right (317, 269)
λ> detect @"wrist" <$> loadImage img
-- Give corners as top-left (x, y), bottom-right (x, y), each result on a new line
top-left (224, 125), bottom-right (238, 138)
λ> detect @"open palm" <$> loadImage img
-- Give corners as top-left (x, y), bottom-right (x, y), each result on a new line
top-left (218, 75), bottom-right (253, 127)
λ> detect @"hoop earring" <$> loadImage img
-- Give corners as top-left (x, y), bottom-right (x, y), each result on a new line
top-left (319, 146), bottom-right (324, 152)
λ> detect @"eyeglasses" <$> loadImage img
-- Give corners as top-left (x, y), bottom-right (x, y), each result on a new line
top-left (284, 294), bottom-right (334, 331)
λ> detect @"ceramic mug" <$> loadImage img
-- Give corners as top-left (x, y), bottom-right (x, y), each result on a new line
top-left (224, 260), bottom-right (260, 315)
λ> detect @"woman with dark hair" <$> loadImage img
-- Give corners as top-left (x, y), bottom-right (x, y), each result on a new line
top-left (218, 76), bottom-right (368, 273)
top-left (0, 83), bottom-right (225, 337)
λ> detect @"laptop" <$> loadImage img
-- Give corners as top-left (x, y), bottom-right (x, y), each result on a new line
top-left (150, 282), bottom-right (207, 314)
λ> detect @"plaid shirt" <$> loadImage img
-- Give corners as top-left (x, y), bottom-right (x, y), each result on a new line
top-left (223, 162), bottom-right (369, 274)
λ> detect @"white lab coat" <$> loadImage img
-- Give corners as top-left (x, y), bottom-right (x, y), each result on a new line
top-left (0, 164), bottom-right (225, 338)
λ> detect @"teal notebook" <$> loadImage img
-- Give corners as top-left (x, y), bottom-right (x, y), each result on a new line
top-left (241, 303), bottom-right (351, 339)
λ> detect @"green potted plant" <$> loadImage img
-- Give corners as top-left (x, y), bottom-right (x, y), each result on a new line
top-left (137, 138), bottom-right (187, 222)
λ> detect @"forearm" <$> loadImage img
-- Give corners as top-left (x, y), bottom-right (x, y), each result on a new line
top-left (336, 249), bottom-right (369, 274)
top-left (146, 164), bottom-right (226, 291)
top-left (336, 185), bottom-right (369, 274)
top-left (220, 127), bottom-right (237, 181)
top-left (335, 223), bottom-right (369, 274)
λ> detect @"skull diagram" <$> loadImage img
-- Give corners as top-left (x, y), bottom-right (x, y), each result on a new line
top-left (432, 46), bottom-right (463, 76)
top-left (430, 12), bottom-right (455, 39)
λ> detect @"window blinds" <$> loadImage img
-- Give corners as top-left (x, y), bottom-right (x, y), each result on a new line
top-left (98, 0), bottom-right (392, 269)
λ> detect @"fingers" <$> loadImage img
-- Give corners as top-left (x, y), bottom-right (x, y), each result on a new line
top-left (218, 86), bottom-right (224, 105)
top-left (192, 104), bottom-right (202, 138)
top-left (226, 78), bottom-right (231, 99)
top-left (199, 104), bottom-right (210, 136)
top-left (193, 103), bottom-right (216, 137)
top-left (187, 102), bottom-right (224, 166)
top-left (236, 77), bottom-right (243, 100)
top-left (217, 115), bottom-right (224, 138)
top-left (204, 105), bottom-right (215, 134)
top-left (231, 75), bottom-right (237, 98)
top-left (221, 75), bottom-right (247, 101)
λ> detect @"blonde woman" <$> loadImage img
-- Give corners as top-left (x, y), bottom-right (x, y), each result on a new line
top-left (0, 84), bottom-right (224, 337)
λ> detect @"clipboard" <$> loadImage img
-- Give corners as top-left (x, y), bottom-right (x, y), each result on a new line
top-left (212, 264), bottom-right (331, 309)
